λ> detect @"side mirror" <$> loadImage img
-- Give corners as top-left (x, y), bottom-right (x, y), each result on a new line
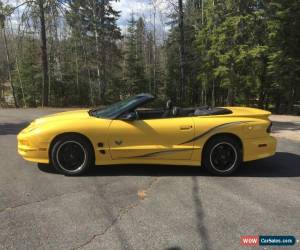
top-left (120, 112), bottom-right (137, 121)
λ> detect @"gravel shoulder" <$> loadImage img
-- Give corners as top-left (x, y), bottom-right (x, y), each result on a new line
top-left (270, 115), bottom-right (300, 141)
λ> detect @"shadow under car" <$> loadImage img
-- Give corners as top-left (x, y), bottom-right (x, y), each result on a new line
top-left (38, 152), bottom-right (300, 178)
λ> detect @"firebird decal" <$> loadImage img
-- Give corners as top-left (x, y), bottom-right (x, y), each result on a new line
top-left (179, 121), bottom-right (254, 145)
top-left (124, 148), bottom-right (194, 159)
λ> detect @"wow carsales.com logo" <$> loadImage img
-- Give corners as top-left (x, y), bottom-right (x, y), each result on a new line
top-left (240, 236), bottom-right (297, 247)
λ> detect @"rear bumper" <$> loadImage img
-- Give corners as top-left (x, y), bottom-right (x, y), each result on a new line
top-left (243, 135), bottom-right (277, 162)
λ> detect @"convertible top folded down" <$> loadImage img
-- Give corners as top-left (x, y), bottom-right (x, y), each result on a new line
top-left (136, 106), bottom-right (232, 120)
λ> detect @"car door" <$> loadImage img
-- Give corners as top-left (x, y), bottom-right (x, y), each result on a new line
top-left (108, 117), bottom-right (195, 160)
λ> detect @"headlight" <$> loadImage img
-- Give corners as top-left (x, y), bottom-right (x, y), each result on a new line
top-left (21, 124), bottom-right (40, 134)
top-left (27, 127), bottom-right (38, 133)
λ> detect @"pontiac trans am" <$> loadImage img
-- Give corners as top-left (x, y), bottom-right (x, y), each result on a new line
top-left (17, 94), bottom-right (276, 176)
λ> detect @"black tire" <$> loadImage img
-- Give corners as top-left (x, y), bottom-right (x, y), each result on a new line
top-left (51, 135), bottom-right (94, 176)
top-left (202, 135), bottom-right (242, 176)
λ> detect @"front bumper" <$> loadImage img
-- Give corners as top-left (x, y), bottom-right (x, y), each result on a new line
top-left (17, 133), bottom-right (50, 164)
top-left (243, 135), bottom-right (277, 162)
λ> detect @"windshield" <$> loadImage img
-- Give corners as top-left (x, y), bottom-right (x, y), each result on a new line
top-left (89, 95), bottom-right (146, 119)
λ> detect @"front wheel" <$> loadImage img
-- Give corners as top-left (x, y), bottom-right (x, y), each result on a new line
top-left (202, 135), bottom-right (242, 176)
top-left (51, 135), bottom-right (94, 176)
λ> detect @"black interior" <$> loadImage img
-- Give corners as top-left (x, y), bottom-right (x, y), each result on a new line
top-left (135, 101), bottom-right (232, 120)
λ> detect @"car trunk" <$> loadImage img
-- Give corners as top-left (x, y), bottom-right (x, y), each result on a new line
top-left (226, 107), bottom-right (271, 120)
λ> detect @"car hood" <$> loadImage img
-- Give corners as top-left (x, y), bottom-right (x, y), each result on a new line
top-left (19, 110), bottom-right (91, 134)
top-left (34, 109), bottom-right (90, 125)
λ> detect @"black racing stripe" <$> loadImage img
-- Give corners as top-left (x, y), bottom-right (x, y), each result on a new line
top-left (179, 121), bottom-right (253, 145)
top-left (124, 148), bottom-right (194, 159)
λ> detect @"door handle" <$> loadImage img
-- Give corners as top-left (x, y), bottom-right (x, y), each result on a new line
top-left (180, 125), bottom-right (193, 130)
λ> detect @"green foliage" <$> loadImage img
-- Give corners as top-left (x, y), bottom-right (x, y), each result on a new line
top-left (191, 0), bottom-right (300, 111)
top-left (1, 0), bottom-right (299, 113)
top-left (66, 0), bottom-right (122, 104)
top-left (122, 15), bottom-right (147, 95)
top-left (12, 38), bottom-right (42, 107)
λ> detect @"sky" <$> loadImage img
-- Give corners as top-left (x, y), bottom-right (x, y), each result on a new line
top-left (6, 0), bottom-right (172, 38)
top-left (112, 0), bottom-right (171, 35)
top-left (112, 0), bottom-right (153, 28)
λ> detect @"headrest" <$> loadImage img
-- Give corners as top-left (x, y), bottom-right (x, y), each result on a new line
top-left (172, 106), bottom-right (179, 116)
top-left (194, 108), bottom-right (209, 116)
top-left (166, 100), bottom-right (173, 109)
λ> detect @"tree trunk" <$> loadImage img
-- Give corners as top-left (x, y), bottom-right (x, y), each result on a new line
top-left (275, 94), bottom-right (281, 114)
top-left (15, 56), bottom-right (26, 107)
top-left (2, 25), bottom-right (18, 107)
top-left (258, 88), bottom-right (265, 108)
top-left (38, 0), bottom-right (49, 107)
top-left (287, 86), bottom-right (295, 114)
top-left (178, 0), bottom-right (185, 103)
top-left (264, 94), bottom-right (269, 110)
top-left (8, 18), bottom-right (26, 107)
top-left (258, 58), bottom-right (267, 108)
top-left (91, 1), bottom-right (102, 103)
top-left (74, 39), bottom-right (80, 103)
top-left (80, 32), bottom-right (93, 106)
top-left (226, 88), bottom-right (233, 106)
top-left (201, 0), bottom-right (204, 24)
top-left (147, 35), bottom-right (152, 93)
top-left (153, 7), bottom-right (157, 95)
top-left (211, 79), bottom-right (215, 107)
top-left (100, 1), bottom-right (106, 103)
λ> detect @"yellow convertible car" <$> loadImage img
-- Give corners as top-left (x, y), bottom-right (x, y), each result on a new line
top-left (18, 94), bottom-right (276, 176)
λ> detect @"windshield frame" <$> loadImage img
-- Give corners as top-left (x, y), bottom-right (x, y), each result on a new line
top-left (89, 94), bottom-right (155, 119)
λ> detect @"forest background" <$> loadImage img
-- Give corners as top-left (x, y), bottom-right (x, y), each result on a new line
top-left (0, 0), bottom-right (299, 114)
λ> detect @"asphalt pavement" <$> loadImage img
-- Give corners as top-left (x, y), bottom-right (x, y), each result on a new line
top-left (0, 109), bottom-right (299, 250)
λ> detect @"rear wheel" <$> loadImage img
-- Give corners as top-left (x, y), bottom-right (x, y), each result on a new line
top-left (51, 135), bottom-right (93, 175)
top-left (202, 135), bottom-right (242, 176)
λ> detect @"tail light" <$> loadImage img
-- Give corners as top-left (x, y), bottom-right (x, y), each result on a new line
top-left (267, 122), bottom-right (272, 133)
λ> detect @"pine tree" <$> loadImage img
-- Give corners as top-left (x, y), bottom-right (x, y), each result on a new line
top-left (67, 0), bottom-right (122, 104)
top-left (123, 14), bottom-right (147, 95)
top-left (12, 37), bottom-right (42, 107)
top-left (266, 0), bottom-right (300, 113)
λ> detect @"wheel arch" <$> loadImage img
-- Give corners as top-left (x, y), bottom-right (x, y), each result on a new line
top-left (201, 132), bottom-right (243, 163)
top-left (49, 132), bottom-right (95, 164)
